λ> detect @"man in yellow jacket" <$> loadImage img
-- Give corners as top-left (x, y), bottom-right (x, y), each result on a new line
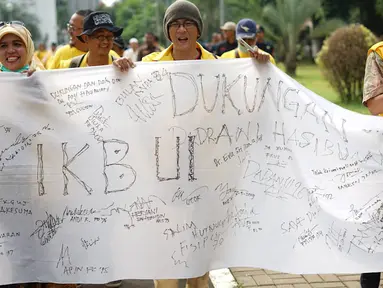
top-left (221, 18), bottom-right (275, 65)
top-left (47, 9), bottom-right (92, 69)
top-left (360, 41), bottom-right (383, 288)
top-left (48, 9), bottom-right (119, 69)
top-left (114, 1), bottom-right (270, 71)
top-left (60, 11), bottom-right (122, 68)
top-left (113, 1), bottom-right (270, 287)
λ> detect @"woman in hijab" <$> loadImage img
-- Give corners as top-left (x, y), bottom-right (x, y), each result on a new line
top-left (0, 21), bottom-right (44, 75)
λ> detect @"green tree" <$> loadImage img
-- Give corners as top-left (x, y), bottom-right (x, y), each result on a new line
top-left (377, 0), bottom-right (383, 17)
top-left (0, 2), bottom-right (41, 43)
top-left (263, 0), bottom-right (321, 75)
top-left (192, 0), bottom-right (220, 40)
top-left (316, 25), bottom-right (377, 103)
top-left (322, 0), bottom-right (383, 36)
top-left (114, 0), bottom-right (167, 45)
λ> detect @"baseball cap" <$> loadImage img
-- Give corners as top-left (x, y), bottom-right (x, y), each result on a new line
top-left (220, 21), bottom-right (236, 31)
top-left (236, 18), bottom-right (257, 39)
top-left (78, 11), bottom-right (123, 43)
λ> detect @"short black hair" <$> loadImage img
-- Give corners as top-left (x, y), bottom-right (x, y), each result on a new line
top-left (51, 42), bottom-right (57, 46)
top-left (145, 32), bottom-right (155, 37)
top-left (258, 25), bottom-right (265, 33)
top-left (75, 9), bottom-right (93, 17)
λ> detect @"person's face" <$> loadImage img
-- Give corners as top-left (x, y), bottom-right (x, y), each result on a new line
top-left (145, 33), bottom-right (155, 46)
top-left (51, 44), bottom-right (57, 52)
top-left (38, 43), bottom-right (46, 51)
top-left (257, 31), bottom-right (264, 42)
top-left (67, 13), bottom-right (84, 46)
top-left (212, 33), bottom-right (219, 43)
top-left (0, 34), bottom-right (27, 71)
top-left (130, 42), bottom-right (139, 50)
top-left (244, 38), bottom-right (256, 47)
top-left (238, 37), bottom-right (257, 53)
top-left (168, 19), bottom-right (198, 51)
top-left (85, 29), bottom-right (114, 56)
top-left (223, 29), bottom-right (234, 40)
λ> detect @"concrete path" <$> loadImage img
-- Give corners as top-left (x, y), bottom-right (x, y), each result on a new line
top-left (230, 268), bottom-right (370, 288)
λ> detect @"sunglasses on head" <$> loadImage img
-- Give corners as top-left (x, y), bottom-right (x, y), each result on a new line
top-left (0, 21), bottom-right (25, 28)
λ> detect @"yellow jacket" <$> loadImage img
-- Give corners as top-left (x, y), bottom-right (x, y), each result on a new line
top-left (142, 42), bottom-right (217, 62)
top-left (59, 52), bottom-right (118, 69)
top-left (48, 44), bottom-right (120, 69)
top-left (368, 41), bottom-right (383, 59)
top-left (221, 48), bottom-right (276, 65)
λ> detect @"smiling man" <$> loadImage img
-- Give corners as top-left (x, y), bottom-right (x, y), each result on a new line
top-left (60, 11), bottom-right (122, 68)
top-left (47, 10), bottom-right (93, 69)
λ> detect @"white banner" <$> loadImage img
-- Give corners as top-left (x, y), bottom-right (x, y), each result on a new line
top-left (0, 59), bottom-right (383, 284)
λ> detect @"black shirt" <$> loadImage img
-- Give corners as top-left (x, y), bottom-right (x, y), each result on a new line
top-left (256, 41), bottom-right (274, 56)
top-left (137, 44), bottom-right (162, 61)
top-left (215, 40), bottom-right (238, 56)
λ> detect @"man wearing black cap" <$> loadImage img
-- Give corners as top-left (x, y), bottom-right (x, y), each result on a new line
top-left (60, 11), bottom-right (122, 68)
top-left (113, 36), bottom-right (126, 57)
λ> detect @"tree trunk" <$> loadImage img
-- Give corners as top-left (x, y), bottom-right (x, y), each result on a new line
top-left (285, 51), bottom-right (297, 76)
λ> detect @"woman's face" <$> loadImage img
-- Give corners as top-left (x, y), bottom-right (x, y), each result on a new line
top-left (0, 34), bottom-right (27, 71)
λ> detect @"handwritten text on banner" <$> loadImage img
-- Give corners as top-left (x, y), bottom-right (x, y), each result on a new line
top-left (0, 59), bottom-right (383, 284)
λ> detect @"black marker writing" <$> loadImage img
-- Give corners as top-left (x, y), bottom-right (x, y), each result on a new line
top-left (62, 142), bottom-right (92, 196)
top-left (37, 144), bottom-right (45, 196)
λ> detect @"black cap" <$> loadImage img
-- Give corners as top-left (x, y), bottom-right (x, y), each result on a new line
top-left (78, 11), bottom-right (123, 43)
top-left (113, 36), bottom-right (125, 49)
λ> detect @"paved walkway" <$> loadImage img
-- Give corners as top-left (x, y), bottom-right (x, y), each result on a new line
top-left (83, 279), bottom-right (214, 288)
top-left (230, 268), bottom-right (369, 288)
top-left (81, 269), bottom-right (374, 288)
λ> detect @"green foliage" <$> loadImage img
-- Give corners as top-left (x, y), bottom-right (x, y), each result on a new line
top-left (316, 24), bottom-right (377, 104)
top-left (311, 18), bottom-right (346, 38)
top-left (110, 0), bottom-right (270, 45)
top-left (0, 2), bottom-right (41, 42)
top-left (115, 0), bottom-right (167, 45)
top-left (376, 0), bottom-right (383, 17)
top-left (322, 0), bottom-right (383, 36)
top-left (262, 0), bottom-right (322, 75)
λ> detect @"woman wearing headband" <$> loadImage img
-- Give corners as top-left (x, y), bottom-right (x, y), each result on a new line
top-left (0, 21), bottom-right (44, 75)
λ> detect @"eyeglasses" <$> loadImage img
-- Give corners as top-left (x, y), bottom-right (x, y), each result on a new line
top-left (0, 21), bottom-right (25, 29)
top-left (169, 21), bottom-right (196, 29)
top-left (66, 23), bottom-right (82, 32)
top-left (91, 35), bottom-right (115, 42)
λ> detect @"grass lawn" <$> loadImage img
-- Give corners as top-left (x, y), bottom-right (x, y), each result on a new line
top-left (281, 64), bottom-right (369, 115)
